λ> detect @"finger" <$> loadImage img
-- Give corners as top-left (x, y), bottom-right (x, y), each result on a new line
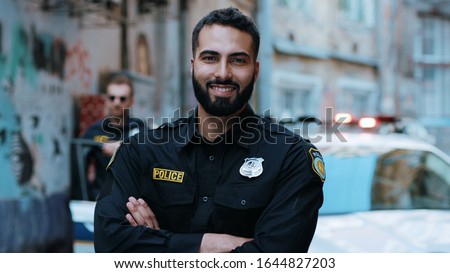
top-left (126, 201), bottom-right (146, 226)
top-left (129, 196), bottom-right (140, 205)
top-left (128, 197), bottom-right (158, 229)
top-left (138, 198), bottom-right (160, 230)
top-left (134, 198), bottom-right (157, 229)
top-left (126, 213), bottom-right (138, 226)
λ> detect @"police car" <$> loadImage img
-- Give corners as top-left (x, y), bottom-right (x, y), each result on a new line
top-left (308, 132), bottom-right (450, 252)
top-left (69, 138), bottom-right (98, 253)
top-left (70, 199), bottom-right (95, 252)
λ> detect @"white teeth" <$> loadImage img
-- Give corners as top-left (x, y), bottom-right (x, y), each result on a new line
top-left (212, 86), bottom-right (233, 93)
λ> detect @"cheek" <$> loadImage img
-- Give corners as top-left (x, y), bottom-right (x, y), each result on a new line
top-left (235, 70), bottom-right (255, 85)
top-left (195, 64), bottom-right (216, 77)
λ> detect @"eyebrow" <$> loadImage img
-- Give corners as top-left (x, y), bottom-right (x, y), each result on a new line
top-left (198, 50), bottom-right (251, 59)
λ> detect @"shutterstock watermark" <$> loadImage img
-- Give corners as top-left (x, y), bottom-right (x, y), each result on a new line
top-left (272, 108), bottom-right (348, 143)
top-left (101, 107), bottom-right (348, 145)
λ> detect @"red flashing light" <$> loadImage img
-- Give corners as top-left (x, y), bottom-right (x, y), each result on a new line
top-left (359, 117), bottom-right (378, 128)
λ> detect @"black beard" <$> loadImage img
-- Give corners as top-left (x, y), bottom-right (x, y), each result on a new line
top-left (192, 73), bottom-right (255, 117)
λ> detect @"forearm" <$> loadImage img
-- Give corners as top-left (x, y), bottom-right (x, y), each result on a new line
top-left (125, 198), bottom-right (251, 253)
top-left (95, 197), bottom-right (203, 252)
top-left (199, 233), bottom-right (252, 253)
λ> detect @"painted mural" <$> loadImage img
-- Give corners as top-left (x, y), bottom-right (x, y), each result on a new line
top-left (0, 6), bottom-right (74, 252)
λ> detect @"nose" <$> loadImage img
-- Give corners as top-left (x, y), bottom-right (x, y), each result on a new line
top-left (111, 98), bottom-right (121, 105)
top-left (214, 61), bottom-right (231, 80)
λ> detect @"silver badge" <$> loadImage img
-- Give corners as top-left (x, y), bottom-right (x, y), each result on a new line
top-left (240, 157), bottom-right (264, 178)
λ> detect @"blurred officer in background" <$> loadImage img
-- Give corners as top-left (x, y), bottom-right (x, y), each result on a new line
top-left (94, 7), bottom-right (325, 252)
top-left (82, 73), bottom-right (145, 200)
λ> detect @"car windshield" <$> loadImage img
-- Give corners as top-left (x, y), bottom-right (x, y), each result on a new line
top-left (319, 146), bottom-right (450, 215)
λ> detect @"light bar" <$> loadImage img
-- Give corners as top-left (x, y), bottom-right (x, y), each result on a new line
top-left (334, 113), bottom-right (353, 124)
top-left (359, 117), bottom-right (378, 128)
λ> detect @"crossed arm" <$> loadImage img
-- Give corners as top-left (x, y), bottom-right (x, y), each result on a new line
top-left (125, 196), bottom-right (252, 253)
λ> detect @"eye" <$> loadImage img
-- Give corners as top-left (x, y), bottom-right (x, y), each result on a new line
top-left (231, 58), bottom-right (248, 65)
top-left (202, 55), bottom-right (219, 63)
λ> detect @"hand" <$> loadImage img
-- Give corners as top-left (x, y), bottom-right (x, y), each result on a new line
top-left (102, 141), bottom-right (120, 157)
top-left (199, 233), bottom-right (252, 253)
top-left (86, 160), bottom-right (96, 183)
top-left (125, 196), bottom-right (160, 229)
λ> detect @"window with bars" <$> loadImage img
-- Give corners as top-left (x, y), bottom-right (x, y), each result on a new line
top-left (280, 88), bottom-right (312, 120)
top-left (415, 15), bottom-right (450, 116)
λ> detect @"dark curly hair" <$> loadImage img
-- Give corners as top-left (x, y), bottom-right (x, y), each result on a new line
top-left (191, 7), bottom-right (260, 59)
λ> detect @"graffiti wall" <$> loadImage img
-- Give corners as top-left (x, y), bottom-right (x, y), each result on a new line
top-left (0, 0), bottom-right (168, 252)
top-left (0, 1), bottom-right (81, 252)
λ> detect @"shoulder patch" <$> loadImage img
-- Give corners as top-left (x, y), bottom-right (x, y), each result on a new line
top-left (309, 147), bottom-right (326, 182)
top-left (106, 141), bottom-right (122, 170)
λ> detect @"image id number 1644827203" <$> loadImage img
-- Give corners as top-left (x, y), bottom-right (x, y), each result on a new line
top-left (255, 257), bottom-right (336, 269)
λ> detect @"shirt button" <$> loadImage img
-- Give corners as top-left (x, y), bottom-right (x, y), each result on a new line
top-left (202, 196), bottom-right (209, 202)
top-left (209, 155), bottom-right (215, 161)
top-left (240, 200), bottom-right (246, 206)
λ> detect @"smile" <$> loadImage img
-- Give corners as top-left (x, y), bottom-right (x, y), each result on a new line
top-left (209, 84), bottom-right (237, 96)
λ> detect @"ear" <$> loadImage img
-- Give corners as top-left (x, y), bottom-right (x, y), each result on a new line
top-left (254, 60), bottom-right (260, 82)
top-left (190, 58), bottom-right (194, 76)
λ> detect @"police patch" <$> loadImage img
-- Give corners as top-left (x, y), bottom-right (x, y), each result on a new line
top-left (153, 168), bottom-right (185, 183)
top-left (309, 148), bottom-right (326, 182)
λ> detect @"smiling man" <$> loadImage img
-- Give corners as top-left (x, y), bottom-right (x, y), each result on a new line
top-left (94, 7), bottom-right (324, 253)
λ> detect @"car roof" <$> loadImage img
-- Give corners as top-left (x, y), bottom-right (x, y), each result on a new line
top-left (310, 132), bottom-right (450, 162)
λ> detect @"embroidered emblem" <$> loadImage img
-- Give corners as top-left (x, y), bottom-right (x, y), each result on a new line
top-left (153, 168), bottom-right (185, 183)
top-left (309, 147), bottom-right (326, 182)
top-left (240, 157), bottom-right (264, 178)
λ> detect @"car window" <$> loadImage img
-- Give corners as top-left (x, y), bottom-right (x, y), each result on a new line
top-left (372, 149), bottom-right (450, 210)
top-left (319, 147), bottom-right (378, 214)
top-left (412, 152), bottom-right (450, 209)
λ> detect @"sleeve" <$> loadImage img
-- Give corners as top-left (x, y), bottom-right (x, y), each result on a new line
top-left (93, 135), bottom-right (204, 252)
top-left (232, 141), bottom-right (325, 253)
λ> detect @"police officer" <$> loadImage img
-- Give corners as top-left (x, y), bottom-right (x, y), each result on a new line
top-left (94, 7), bottom-right (325, 252)
top-left (82, 73), bottom-right (145, 200)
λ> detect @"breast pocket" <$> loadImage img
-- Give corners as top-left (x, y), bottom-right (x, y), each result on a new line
top-left (211, 182), bottom-right (274, 237)
top-left (141, 164), bottom-right (195, 232)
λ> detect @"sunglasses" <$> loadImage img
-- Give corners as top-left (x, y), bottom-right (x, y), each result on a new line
top-left (108, 95), bottom-right (128, 103)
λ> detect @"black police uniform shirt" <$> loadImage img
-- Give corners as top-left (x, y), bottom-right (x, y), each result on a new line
top-left (82, 117), bottom-right (145, 200)
top-left (94, 106), bottom-right (325, 252)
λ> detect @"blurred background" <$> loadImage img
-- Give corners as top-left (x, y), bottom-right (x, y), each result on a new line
top-left (1, 0), bottom-right (449, 252)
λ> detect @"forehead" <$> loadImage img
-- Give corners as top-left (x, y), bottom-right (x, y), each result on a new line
top-left (106, 83), bottom-right (132, 96)
top-left (196, 24), bottom-right (254, 58)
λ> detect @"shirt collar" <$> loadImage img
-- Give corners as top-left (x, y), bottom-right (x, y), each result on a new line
top-left (175, 104), bottom-right (259, 150)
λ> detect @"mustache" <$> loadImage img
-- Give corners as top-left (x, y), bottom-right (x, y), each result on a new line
top-left (206, 79), bottom-right (240, 89)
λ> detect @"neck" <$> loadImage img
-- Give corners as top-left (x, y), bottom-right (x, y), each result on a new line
top-left (197, 105), bottom-right (245, 142)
